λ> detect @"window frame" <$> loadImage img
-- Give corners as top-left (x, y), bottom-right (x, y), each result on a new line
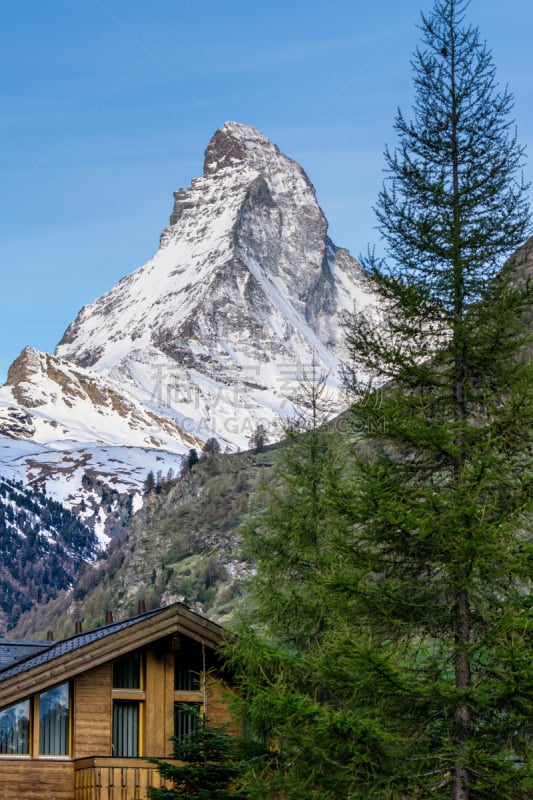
top-left (38, 681), bottom-right (72, 758)
top-left (0, 684), bottom-right (73, 760)
top-left (112, 699), bottom-right (144, 758)
top-left (173, 659), bottom-right (205, 740)
top-left (112, 653), bottom-right (146, 757)
top-left (174, 701), bottom-right (202, 740)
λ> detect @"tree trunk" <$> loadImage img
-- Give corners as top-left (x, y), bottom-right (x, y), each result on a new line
top-left (454, 762), bottom-right (470, 800)
top-left (453, 589), bottom-right (472, 800)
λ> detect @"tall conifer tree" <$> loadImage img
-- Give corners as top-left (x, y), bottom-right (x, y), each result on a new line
top-left (228, 2), bottom-right (533, 799)
top-left (226, 369), bottom-right (359, 799)
top-left (341, 0), bottom-right (533, 797)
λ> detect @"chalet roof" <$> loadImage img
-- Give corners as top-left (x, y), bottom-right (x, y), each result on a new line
top-left (0, 608), bottom-right (161, 682)
top-left (0, 603), bottom-right (224, 709)
top-left (0, 639), bottom-right (51, 670)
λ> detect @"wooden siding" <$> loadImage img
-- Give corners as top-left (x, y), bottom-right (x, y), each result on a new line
top-left (206, 673), bottom-right (239, 733)
top-left (163, 652), bottom-right (175, 758)
top-left (144, 649), bottom-right (169, 755)
top-left (74, 663), bottom-right (113, 758)
top-left (0, 759), bottom-right (74, 800)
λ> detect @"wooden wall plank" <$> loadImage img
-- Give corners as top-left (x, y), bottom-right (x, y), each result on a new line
top-left (0, 760), bottom-right (74, 800)
top-left (164, 653), bottom-right (175, 757)
top-left (206, 674), bottom-right (239, 733)
top-left (144, 649), bottom-right (166, 756)
top-left (74, 663), bottom-right (112, 758)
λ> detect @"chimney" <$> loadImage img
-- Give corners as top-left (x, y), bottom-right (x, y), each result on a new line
top-left (138, 599), bottom-right (146, 614)
top-left (75, 620), bottom-right (83, 635)
top-left (46, 630), bottom-right (54, 641)
top-left (105, 610), bottom-right (113, 625)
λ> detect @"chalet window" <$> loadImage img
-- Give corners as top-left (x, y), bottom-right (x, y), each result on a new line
top-left (174, 662), bottom-right (200, 691)
top-left (174, 703), bottom-right (200, 739)
top-left (113, 702), bottom-right (140, 757)
top-left (174, 655), bottom-right (203, 740)
top-left (113, 653), bottom-right (141, 689)
top-left (39, 683), bottom-right (70, 755)
top-left (0, 699), bottom-right (30, 755)
top-left (112, 654), bottom-right (144, 757)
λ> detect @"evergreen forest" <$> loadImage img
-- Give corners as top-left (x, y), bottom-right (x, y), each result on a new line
top-left (0, 476), bottom-right (98, 631)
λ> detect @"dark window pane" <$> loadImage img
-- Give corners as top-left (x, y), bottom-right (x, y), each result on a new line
top-left (113, 702), bottom-right (139, 757)
top-left (174, 662), bottom-right (200, 691)
top-left (174, 703), bottom-right (200, 739)
top-left (0, 700), bottom-right (30, 754)
top-left (40, 684), bottom-right (69, 755)
top-left (113, 654), bottom-right (141, 689)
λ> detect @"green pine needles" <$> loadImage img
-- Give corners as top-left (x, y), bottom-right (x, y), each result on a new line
top-left (342, 0), bottom-right (533, 795)
top-left (147, 712), bottom-right (267, 800)
top-left (227, 1), bottom-right (533, 799)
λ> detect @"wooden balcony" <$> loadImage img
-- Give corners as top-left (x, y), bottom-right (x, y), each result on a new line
top-left (74, 757), bottom-right (174, 800)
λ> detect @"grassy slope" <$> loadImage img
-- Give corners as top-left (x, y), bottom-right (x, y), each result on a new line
top-left (10, 447), bottom-right (278, 640)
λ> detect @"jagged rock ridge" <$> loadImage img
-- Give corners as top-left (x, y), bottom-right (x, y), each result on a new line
top-left (55, 121), bottom-right (377, 448)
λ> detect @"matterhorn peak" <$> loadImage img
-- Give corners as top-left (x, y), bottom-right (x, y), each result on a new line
top-left (204, 121), bottom-right (266, 175)
top-left (202, 121), bottom-right (313, 193)
top-left (1, 122), bottom-right (379, 522)
top-left (53, 122), bottom-right (377, 449)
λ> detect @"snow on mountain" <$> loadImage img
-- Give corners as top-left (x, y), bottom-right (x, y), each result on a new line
top-left (1, 346), bottom-right (199, 451)
top-left (0, 347), bottom-right (199, 538)
top-left (0, 121), bottom-right (379, 525)
top-left (55, 121), bottom-right (377, 448)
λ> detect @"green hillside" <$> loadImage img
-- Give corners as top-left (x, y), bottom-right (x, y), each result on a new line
top-left (10, 446), bottom-right (279, 640)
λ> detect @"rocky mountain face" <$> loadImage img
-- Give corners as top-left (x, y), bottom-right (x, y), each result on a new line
top-left (0, 121), bottom-right (378, 529)
top-left (55, 121), bottom-right (376, 448)
top-left (0, 347), bottom-right (195, 542)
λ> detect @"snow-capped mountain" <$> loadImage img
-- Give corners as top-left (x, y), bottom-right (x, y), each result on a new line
top-left (55, 122), bottom-right (376, 447)
top-left (0, 347), bottom-right (199, 541)
top-left (0, 122), bottom-right (378, 524)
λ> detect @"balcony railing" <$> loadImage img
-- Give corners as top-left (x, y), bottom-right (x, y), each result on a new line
top-left (74, 757), bottom-right (173, 800)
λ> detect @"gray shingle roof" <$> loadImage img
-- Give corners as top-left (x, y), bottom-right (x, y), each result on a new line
top-left (0, 640), bottom-right (51, 670)
top-left (0, 607), bottom-right (162, 682)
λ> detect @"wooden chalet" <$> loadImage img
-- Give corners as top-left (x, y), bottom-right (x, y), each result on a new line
top-left (0, 603), bottom-right (235, 800)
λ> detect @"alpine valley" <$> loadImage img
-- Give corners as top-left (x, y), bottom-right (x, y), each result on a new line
top-left (0, 122), bottom-right (377, 541)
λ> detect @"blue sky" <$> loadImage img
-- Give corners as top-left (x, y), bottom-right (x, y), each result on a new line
top-left (1, 0), bottom-right (532, 382)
